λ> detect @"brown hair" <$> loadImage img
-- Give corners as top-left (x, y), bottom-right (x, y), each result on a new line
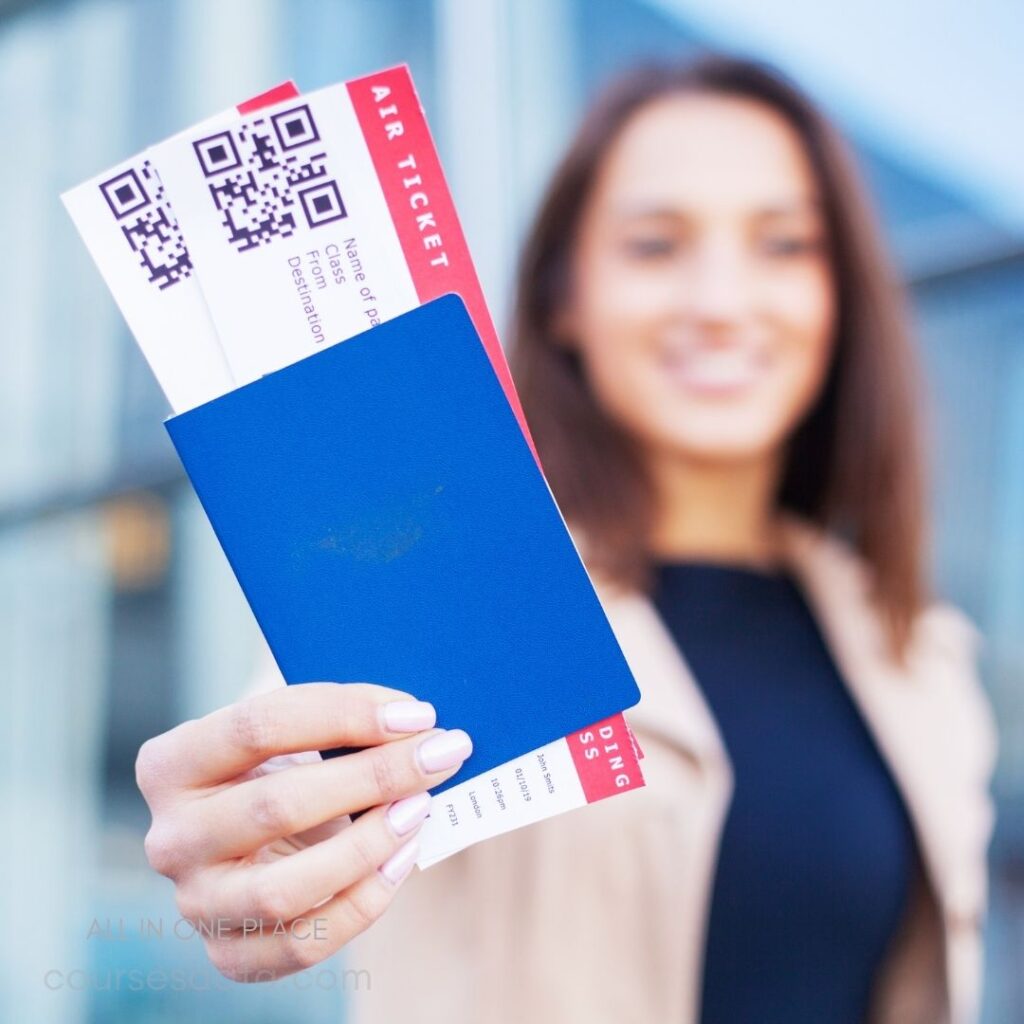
top-left (509, 53), bottom-right (928, 656)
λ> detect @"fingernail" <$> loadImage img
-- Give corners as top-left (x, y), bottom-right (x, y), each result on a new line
top-left (381, 700), bottom-right (436, 733)
top-left (379, 836), bottom-right (419, 885)
top-left (387, 792), bottom-right (432, 836)
top-left (416, 729), bottom-right (472, 774)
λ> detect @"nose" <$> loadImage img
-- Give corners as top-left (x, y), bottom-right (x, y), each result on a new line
top-left (679, 235), bottom-right (751, 332)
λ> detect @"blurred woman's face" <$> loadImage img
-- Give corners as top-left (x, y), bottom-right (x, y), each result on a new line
top-left (563, 93), bottom-right (836, 466)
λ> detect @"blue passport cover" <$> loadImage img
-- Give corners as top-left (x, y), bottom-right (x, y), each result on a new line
top-left (164, 293), bottom-right (640, 792)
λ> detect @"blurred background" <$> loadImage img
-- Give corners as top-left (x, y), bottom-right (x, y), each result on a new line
top-left (1, 0), bottom-right (1021, 1020)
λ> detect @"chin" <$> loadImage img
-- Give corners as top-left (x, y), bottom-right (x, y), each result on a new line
top-left (643, 412), bottom-right (790, 465)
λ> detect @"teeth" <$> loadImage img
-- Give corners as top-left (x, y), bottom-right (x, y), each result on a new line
top-left (661, 348), bottom-right (762, 390)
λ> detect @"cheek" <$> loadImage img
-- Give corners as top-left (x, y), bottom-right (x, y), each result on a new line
top-left (570, 271), bottom-right (674, 438)
top-left (568, 249), bottom-right (685, 434)
top-left (573, 245), bottom-right (671, 336)
top-left (769, 266), bottom-right (836, 423)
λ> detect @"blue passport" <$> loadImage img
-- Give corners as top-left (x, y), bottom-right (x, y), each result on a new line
top-left (165, 293), bottom-right (641, 792)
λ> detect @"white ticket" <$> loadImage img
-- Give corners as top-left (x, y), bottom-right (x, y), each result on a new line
top-left (418, 714), bottom-right (645, 868)
top-left (61, 82), bottom-right (300, 413)
top-left (150, 81), bottom-right (413, 385)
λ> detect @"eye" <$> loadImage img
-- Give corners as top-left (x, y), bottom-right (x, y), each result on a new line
top-left (622, 236), bottom-right (678, 259)
top-left (759, 235), bottom-right (824, 257)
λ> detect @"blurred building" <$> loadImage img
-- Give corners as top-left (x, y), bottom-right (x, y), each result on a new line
top-left (1, 0), bottom-right (1021, 1021)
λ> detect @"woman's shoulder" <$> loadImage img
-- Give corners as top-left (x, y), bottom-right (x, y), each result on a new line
top-left (777, 513), bottom-right (979, 660)
top-left (778, 513), bottom-right (997, 760)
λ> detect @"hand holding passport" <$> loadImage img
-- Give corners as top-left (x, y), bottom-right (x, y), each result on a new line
top-left (63, 66), bottom-right (644, 872)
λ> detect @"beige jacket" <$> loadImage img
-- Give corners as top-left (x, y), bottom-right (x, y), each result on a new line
top-left (247, 517), bottom-right (998, 1022)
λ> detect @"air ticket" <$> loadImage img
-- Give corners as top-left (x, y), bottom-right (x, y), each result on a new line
top-left (62, 65), bottom-right (645, 869)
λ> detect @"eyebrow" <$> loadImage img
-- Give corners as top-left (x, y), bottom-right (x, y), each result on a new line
top-left (613, 199), bottom-right (824, 221)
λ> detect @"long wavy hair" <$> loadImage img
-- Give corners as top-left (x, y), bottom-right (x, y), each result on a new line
top-left (509, 53), bottom-right (928, 656)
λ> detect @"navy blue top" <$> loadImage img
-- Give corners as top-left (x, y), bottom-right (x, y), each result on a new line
top-left (651, 562), bottom-right (916, 1024)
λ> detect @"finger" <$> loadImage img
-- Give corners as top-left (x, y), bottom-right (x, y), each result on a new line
top-left (202, 839), bottom-right (422, 983)
top-left (179, 794), bottom-right (432, 931)
top-left (138, 682), bottom-right (437, 796)
top-left (184, 727), bottom-right (470, 863)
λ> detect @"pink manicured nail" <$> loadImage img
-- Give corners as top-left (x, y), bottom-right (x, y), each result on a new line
top-left (381, 700), bottom-right (436, 733)
top-left (380, 836), bottom-right (420, 885)
top-left (416, 729), bottom-right (472, 774)
top-left (386, 793), bottom-right (432, 836)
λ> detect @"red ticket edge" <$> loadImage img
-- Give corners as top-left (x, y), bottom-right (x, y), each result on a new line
top-left (237, 80), bottom-right (300, 114)
top-left (567, 713), bottom-right (646, 803)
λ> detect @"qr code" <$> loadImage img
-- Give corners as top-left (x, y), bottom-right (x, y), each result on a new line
top-left (99, 161), bottom-right (192, 290)
top-left (192, 103), bottom-right (347, 253)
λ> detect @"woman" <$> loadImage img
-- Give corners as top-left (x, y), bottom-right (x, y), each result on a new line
top-left (136, 54), bottom-right (997, 1022)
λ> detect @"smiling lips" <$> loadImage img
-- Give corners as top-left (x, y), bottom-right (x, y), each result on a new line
top-left (657, 341), bottom-right (772, 398)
